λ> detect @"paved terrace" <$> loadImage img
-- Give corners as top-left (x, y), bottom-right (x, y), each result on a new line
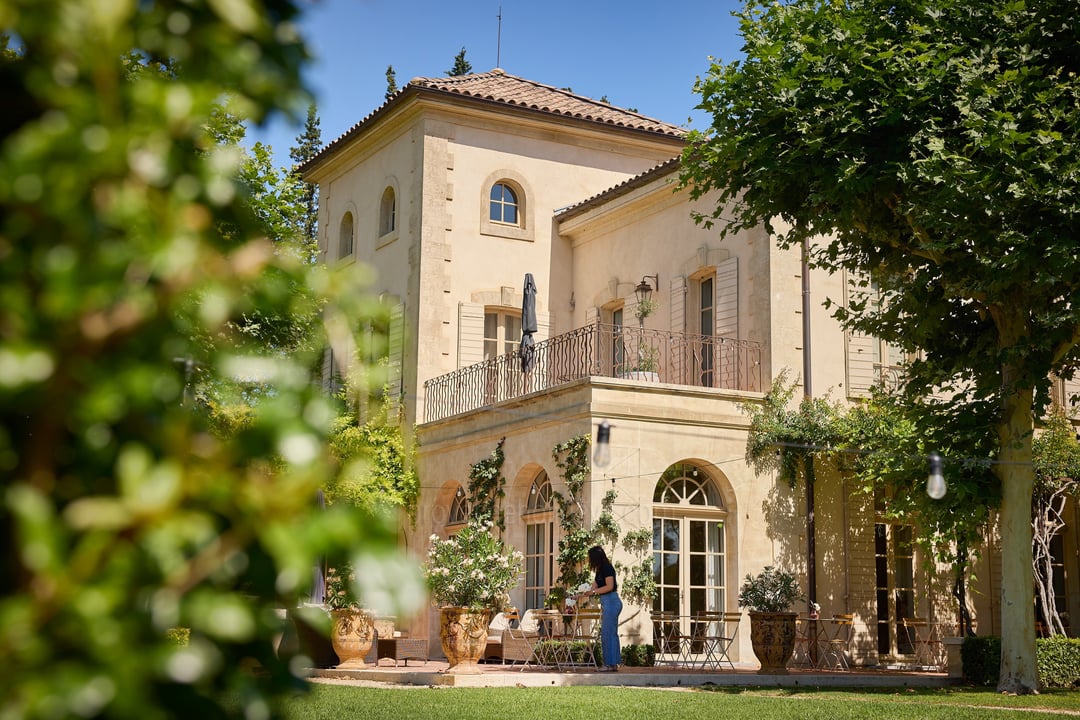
top-left (310, 660), bottom-right (956, 689)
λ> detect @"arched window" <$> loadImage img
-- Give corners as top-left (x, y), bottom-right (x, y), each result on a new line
top-left (448, 484), bottom-right (469, 527)
top-left (524, 471), bottom-right (555, 609)
top-left (480, 172), bottom-right (531, 241)
top-left (653, 463), bottom-right (723, 506)
top-left (339, 211), bottom-right (354, 258)
top-left (489, 182), bottom-right (519, 225)
top-left (379, 186), bottom-right (396, 236)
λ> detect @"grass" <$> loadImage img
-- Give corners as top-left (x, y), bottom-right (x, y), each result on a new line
top-left (281, 684), bottom-right (1080, 720)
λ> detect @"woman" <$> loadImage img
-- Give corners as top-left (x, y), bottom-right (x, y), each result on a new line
top-left (582, 545), bottom-right (623, 672)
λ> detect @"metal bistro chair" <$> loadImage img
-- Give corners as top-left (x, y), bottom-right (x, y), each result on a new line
top-left (697, 611), bottom-right (741, 671)
top-left (902, 617), bottom-right (943, 669)
top-left (651, 611), bottom-right (682, 666)
top-left (819, 613), bottom-right (854, 670)
top-left (567, 606), bottom-right (602, 670)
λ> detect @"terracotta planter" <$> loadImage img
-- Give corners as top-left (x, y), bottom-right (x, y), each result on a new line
top-left (749, 611), bottom-right (797, 674)
top-left (330, 608), bottom-right (375, 669)
top-left (439, 606), bottom-right (492, 674)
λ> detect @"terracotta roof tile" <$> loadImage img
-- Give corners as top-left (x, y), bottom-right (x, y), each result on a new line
top-left (556, 156), bottom-right (682, 222)
top-left (409, 69), bottom-right (686, 138)
top-left (302, 69), bottom-right (686, 175)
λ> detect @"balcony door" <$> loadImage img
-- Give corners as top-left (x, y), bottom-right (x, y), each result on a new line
top-left (697, 275), bottom-right (715, 387)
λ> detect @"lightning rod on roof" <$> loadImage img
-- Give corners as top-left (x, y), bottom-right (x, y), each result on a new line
top-left (496, 6), bottom-right (502, 69)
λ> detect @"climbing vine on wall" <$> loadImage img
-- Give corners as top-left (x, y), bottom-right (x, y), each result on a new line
top-left (468, 437), bottom-right (507, 531)
top-left (551, 434), bottom-right (619, 592)
top-left (549, 433), bottom-right (656, 613)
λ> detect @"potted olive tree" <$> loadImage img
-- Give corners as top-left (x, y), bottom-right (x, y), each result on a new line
top-left (738, 566), bottom-right (803, 674)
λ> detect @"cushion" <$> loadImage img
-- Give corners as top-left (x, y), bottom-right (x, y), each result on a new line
top-left (518, 609), bottom-right (539, 634)
top-left (487, 612), bottom-right (511, 641)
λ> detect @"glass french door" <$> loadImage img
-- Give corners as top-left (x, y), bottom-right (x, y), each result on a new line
top-left (875, 521), bottom-right (916, 657)
top-left (653, 516), bottom-right (726, 628)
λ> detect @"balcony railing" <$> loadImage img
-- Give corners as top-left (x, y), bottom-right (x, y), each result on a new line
top-left (423, 323), bottom-right (762, 423)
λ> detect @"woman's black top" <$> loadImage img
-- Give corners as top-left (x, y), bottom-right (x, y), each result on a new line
top-left (595, 561), bottom-right (618, 593)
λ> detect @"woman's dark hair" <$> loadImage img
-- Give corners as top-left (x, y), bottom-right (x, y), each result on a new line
top-left (587, 545), bottom-right (609, 571)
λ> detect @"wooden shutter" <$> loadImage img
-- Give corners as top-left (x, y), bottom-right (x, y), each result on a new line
top-left (458, 302), bottom-right (485, 368)
top-left (715, 256), bottom-right (738, 339)
top-left (845, 273), bottom-right (878, 398)
top-left (669, 275), bottom-right (686, 334)
top-left (386, 301), bottom-right (404, 415)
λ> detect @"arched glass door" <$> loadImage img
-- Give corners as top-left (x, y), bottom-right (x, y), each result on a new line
top-left (652, 463), bottom-right (728, 629)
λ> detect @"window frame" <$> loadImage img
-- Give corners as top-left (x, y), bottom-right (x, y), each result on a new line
top-left (338, 211), bottom-right (355, 260)
top-left (377, 184), bottom-right (398, 247)
top-left (479, 170), bottom-right (533, 242)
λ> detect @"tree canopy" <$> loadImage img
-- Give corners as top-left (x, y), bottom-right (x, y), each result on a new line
top-left (0, 2), bottom-right (422, 718)
top-left (446, 47), bottom-right (472, 76)
top-left (288, 104), bottom-right (322, 257)
top-left (682, 0), bottom-right (1080, 693)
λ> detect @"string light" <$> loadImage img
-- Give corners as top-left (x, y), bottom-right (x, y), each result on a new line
top-left (927, 452), bottom-right (946, 500)
top-left (593, 420), bottom-right (611, 468)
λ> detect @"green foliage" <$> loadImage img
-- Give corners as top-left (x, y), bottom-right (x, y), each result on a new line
top-left (0, 3), bottom-right (426, 719)
top-left (549, 435), bottom-right (655, 610)
top-left (468, 438), bottom-right (507, 530)
top-left (840, 388), bottom-right (999, 565)
top-left (385, 65), bottom-right (398, 100)
top-left (1033, 407), bottom-right (1080, 497)
top-left (1037, 636), bottom-right (1080, 689)
top-left (446, 47), bottom-right (472, 76)
top-left (634, 297), bottom-right (658, 321)
top-left (326, 403), bottom-right (419, 518)
top-left (741, 369), bottom-right (844, 488)
top-left (621, 643), bottom-right (656, 667)
top-left (616, 528), bottom-right (656, 611)
top-left (962, 636), bottom-right (1002, 686)
top-left (165, 628), bottom-right (190, 647)
top-left (288, 104), bottom-right (322, 257)
top-left (423, 516), bottom-right (524, 610)
top-left (686, 3), bottom-right (1080, 688)
top-left (738, 566), bottom-right (803, 613)
top-left (323, 564), bottom-right (363, 610)
top-left (551, 435), bottom-right (604, 591)
top-left (532, 639), bottom-right (599, 666)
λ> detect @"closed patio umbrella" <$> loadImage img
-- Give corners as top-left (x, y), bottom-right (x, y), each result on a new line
top-left (519, 273), bottom-right (537, 373)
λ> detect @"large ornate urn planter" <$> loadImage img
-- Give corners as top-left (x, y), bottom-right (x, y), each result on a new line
top-left (749, 611), bottom-right (797, 674)
top-left (330, 608), bottom-right (375, 669)
top-left (439, 606), bottom-right (492, 674)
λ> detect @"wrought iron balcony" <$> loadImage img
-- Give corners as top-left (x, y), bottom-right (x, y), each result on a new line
top-left (423, 323), bottom-right (763, 423)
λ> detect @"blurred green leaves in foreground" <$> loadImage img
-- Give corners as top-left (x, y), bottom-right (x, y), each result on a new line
top-left (0, 2), bottom-right (422, 718)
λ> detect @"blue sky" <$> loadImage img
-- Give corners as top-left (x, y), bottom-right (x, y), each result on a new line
top-left (251, 0), bottom-right (748, 164)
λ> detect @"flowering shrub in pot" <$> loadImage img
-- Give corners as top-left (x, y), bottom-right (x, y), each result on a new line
top-left (423, 516), bottom-right (524, 672)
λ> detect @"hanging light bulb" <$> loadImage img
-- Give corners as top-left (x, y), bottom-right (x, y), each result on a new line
top-left (593, 420), bottom-right (611, 468)
top-left (926, 452), bottom-right (946, 500)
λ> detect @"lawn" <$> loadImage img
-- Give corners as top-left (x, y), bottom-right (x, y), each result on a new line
top-left (282, 684), bottom-right (1080, 720)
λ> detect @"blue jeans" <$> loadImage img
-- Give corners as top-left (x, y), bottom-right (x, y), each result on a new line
top-left (599, 591), bottom-right (623, 666)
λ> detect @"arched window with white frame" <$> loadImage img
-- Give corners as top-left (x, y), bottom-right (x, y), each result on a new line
top-left (652, 463), bottom-right (729, 622)
top-left (524, 471), bottom-right (555, 610)
top-left (379, 186), bottom-right (396, 236)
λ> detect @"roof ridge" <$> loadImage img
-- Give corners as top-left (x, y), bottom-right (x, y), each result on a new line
top-left (300, 69), bottom-right (686, 176)
top-left (408, 68), bottom-right (677, 129)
